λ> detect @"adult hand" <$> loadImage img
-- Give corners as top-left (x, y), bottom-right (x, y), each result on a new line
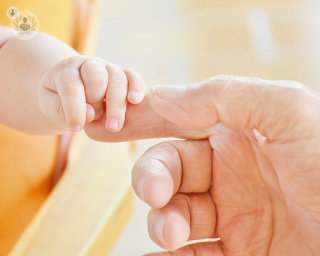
top-left (85, 75), bottom-right (320, 255)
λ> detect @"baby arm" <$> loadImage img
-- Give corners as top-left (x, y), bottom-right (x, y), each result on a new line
top-left (0, 25), bottom-right (145, 135)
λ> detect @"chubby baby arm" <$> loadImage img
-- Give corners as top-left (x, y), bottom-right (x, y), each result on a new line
top-left (0, 25), bottom-right (77, 134)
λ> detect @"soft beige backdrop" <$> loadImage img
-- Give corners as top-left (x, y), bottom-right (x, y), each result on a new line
top-left (94, 0), bottom-right (320, 255)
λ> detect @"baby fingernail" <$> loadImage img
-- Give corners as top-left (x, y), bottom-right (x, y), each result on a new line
top-left (155, 218), bottom-right (166, 245)
top-left (129, 90), bottom-right (139, 101)
top-left (108, 118), bottom-right (119, 130)
top-left (70, 124), bottom-right (81, 132)
top-left (153, 85), bottom-right (186, 100)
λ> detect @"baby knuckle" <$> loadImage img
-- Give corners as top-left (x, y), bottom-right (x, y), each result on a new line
top-left (81, 62), bottom-right (108, 87)
top-left (57, 68), bottom-right (78, 84)
top-left (124, 68), bottom-right (137, 73)
top-left (59, 83), bottom-right (83, 96)
top-left (108, 101), bottom-right (125, 108)
top-left (107, 102), bottom-right (127, 112)
top-left (58, 103), bottom-right (66, 122)
top-left (112, 74), bottom-right (128, 87)
top-left (88, 73), bottom-right (108, 88)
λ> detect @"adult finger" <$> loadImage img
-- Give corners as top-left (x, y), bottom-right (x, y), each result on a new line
top-left (84, 94), bottom-right (209, 142)
top-left (148, 75), bottom-right (319, 142)
top-left (131, 139), bottom-right (212, 209)
top-left (148, 193), bottom-right (216, 251)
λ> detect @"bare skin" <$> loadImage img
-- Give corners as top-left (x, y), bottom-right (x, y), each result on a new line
top-left (85, 75), bottom-right (320, 255)
top-left (0, 25), bottom-right (145, 134)
top-left (1, 23), bottom-right (320, 255)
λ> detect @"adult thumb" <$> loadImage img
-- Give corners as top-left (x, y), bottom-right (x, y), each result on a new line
top-left (148, 75), bottom-right (315, 141)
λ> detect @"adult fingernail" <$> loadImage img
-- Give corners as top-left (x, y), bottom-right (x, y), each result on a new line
top-left (154, 218), bottom-right (166, 245)
top-left (108, 118), bottom-right (119, 130)
top-left (69, 124), bottom-right (81, 132)
top-left (128, 90), bottom-right (139, 101)
top-left (137, 176), bottom-right (145, 201)
top-left (153, 85), bottom-right (186, 100)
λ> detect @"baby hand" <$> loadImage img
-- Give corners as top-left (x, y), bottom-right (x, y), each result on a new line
top-left (38, 56), bottom-right (145, 133)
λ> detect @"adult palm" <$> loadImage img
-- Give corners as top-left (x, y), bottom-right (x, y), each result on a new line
top-left (85, 76), bottom-right (320, 255)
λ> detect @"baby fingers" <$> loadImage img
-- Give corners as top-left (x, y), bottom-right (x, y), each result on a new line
top-left (124, 68), bottom-right (146, 104)
top-left (39, 56), bottom-right (145, 134)
top-left (80, 59), bottom-right (108, 121)
top-left (103, 67), bottom-right (146, 132)
top-left (39, 56), bottom-right (108, 132)
top-left (104, 63), bottom-right (128, 132)
top-left (55, 63), bottom-right (87, 132)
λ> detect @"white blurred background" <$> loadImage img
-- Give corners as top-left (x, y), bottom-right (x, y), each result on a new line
top-left (96, 0), bottom-right (320, 91)
top-left (93, 0), bottom-right (320, 255)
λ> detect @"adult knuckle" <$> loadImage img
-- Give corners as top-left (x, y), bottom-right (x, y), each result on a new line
top-left (212, 74), bottom-right (237, 82)
top-left (203, 74), bottom-right (237, 92)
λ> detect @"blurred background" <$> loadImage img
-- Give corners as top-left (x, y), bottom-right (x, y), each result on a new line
top-left (2, 0), bottom-right (320, 255)
top-left (90, 0), bottom-right (320, 255)
top-left (95, 0), bottom-right (320, 91)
